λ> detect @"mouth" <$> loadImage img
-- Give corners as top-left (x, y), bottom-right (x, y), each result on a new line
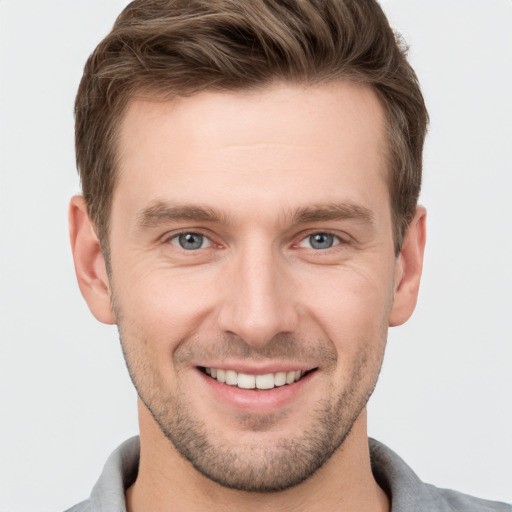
top-left (199, 366), bottom-right (317, 390)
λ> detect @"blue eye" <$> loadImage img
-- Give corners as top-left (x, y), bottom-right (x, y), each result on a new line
top-left (171, 232), bottom-right (210, 250)
top-left (300, 233), bottom-right (339, 250)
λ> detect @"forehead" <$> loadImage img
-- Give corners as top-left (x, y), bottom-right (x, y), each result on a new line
top-left (114, 82), bottom-right (389, 225)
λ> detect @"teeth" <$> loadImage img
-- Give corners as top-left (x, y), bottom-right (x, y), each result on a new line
top-left (237, 373), bottom-right (255, 389)
top-left (274, 371), bottom-right (287, 386)
top-left (204, 368), bottom-right (305, 389)
top-left (225, 370), bottom-right (238, 385)
top-left (255, 374), bottom-right (274, 389)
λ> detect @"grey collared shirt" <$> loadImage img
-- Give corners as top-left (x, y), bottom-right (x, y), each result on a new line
top-left (65, 437), bottom-right (510, 512)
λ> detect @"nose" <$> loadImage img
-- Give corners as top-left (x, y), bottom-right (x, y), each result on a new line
top-left (216, 244), bottom-right (299, 348)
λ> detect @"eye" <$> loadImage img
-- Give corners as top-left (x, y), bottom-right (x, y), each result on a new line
top-left (299, 232), bottom-right (340, 250)
top-left (170, 232), bottom-right (211, 250)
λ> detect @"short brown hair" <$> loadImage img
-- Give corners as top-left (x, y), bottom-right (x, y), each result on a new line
top-left (75, 0), bottom-right (428, 255)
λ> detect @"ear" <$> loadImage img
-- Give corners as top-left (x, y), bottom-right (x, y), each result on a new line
top-left (69, 195), bottom-right (115, 325)
top-left (389, 206), bottom-right (427, 327)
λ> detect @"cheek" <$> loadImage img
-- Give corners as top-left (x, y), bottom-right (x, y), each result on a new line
top-left (112, 265), bottom-right (220, 352)
top-left (303, 261), bottom-right (393, 312)
top-left (298, 264), bottom-right (394, 352)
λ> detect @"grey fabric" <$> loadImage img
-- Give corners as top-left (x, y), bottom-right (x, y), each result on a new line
top-left (64, 437), bottom-right (510, 511)
top-left (65, 437), bottom-right (139, 512)
top-left (369, 439), bottom-right (511, 512)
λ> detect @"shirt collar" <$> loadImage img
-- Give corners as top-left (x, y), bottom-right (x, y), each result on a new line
top-left (86, 436), bottom-right (475, 512)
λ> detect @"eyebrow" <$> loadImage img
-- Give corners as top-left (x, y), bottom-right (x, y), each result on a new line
top-left (136, 202), bottom-right (230, 228)
top-left (291, 203), bottom-right (375, 226)
top-left (136, 200), bottom-right (375, 229)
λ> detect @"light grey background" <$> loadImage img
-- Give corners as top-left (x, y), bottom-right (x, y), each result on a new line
top-left (1, 1), bottom-right (511, 510)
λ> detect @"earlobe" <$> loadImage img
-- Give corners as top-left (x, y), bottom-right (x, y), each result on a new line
top-left (389, 206), bottom-right (427, 327)
top-left (69, 195), bottom-right (116, 325)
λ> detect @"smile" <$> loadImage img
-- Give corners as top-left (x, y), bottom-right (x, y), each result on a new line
top-left (201, 367), bottom-right (313, 390)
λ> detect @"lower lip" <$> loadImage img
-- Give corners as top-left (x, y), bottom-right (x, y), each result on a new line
top-left (196, 369), bottom-right (316, 414)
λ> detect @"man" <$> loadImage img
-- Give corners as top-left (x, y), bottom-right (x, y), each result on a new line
top-left (66, 0), bottom-right (509, 511)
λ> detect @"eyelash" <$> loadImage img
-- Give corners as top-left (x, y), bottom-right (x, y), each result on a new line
top-left (167, 231), bottom-right (213, 251)
top-left (165, 230), bottom-right (348, 252)
top-left (297, 232), bottom-right (343, 250)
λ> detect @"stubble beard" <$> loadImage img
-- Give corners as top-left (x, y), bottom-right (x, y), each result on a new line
top-left (118, 325), bottom-right (386, 493)
top-left (153, 365), bottom-right (377, 493)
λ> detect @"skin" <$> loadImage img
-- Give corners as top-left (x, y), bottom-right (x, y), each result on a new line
top-left (70, 82), bottom-right (426, 512)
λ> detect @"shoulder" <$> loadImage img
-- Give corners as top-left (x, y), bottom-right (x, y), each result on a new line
top-left (369, 438), bottom-right (511, 512)
top-left (63, 500), bottom-right (91, 512)
top-left (422, 484), bottom-right (511, 512)
top-left (62, 437), bottom-right (139, 512)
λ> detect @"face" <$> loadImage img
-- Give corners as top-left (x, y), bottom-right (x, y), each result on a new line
top-left (107, 83), bottom-right (400, 491)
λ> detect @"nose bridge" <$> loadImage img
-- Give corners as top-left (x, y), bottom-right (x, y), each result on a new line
top-left (217, 238), bottom-right (298, 347)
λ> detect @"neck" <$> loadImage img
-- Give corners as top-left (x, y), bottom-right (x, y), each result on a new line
top-left (126, 402), bottom-right (389, 512)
